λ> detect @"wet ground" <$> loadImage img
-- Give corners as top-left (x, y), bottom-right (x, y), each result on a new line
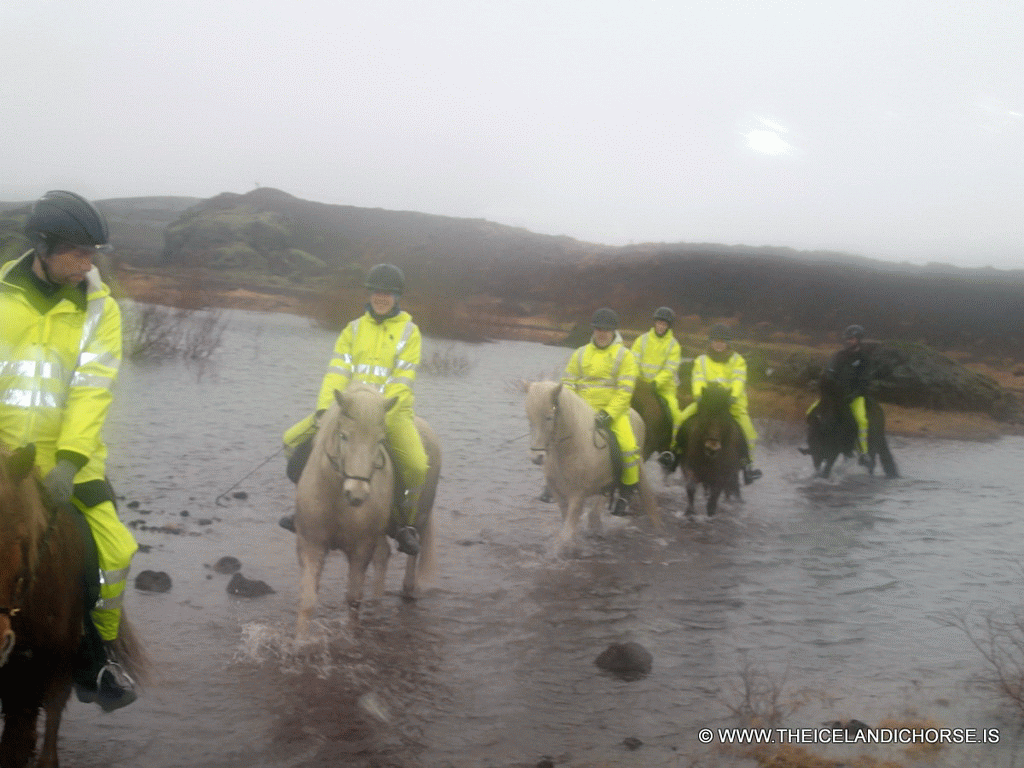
top-left (50, 308), bottom-right (1024, 767)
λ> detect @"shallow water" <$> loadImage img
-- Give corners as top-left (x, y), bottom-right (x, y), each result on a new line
top-left (50, 308), bottom-right (1024, 767)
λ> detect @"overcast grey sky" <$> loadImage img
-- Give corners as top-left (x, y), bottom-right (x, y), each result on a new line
top-left (2, 0), bottom-right (1022, 267)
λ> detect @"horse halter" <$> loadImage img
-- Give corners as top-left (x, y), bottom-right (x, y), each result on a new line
top-left (531, 394), bottom-right (564, 456)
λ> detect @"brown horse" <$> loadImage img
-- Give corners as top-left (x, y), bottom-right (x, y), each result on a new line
top-left (0, 445), bottom-right (143, 768)
top-left (679, 383), bottom-right (743, 516)
top-left (630, 378), bottom-right (676, 461)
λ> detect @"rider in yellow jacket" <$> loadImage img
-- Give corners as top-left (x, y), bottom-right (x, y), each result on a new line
top-left (679, 323), bottom-right (763, 484)
top-left (281, 263), bottom-right (428, 555)
top-left (630, 307), bottom-right (684, 468)
top-left (0, 191), bottom-right (137, 711)
top-left (562, 308), bottom-right (641, 516)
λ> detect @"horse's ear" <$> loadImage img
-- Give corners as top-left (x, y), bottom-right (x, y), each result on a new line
top-left (551, 383), bottom-right (562, 406)
top-left (333, 389), bottom-right (344, 408)
top-left (383, 395), bottom-right (399, 413)
top-left (6, 444), bottom-right (36, 482)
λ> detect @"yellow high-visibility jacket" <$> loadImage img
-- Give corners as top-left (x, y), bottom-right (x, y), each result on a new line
top-left (562, 340), bottom-right (638, 420)
top-left (0, 253), bottom-right (122, 484)
top-left (317, 309), bottom-right (420, 412)
top-left (631, 329), bottom-right (681, 388)
top-left (691, 351), bottom-right (748, 406)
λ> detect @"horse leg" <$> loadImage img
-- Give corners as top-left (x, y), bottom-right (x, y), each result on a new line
top-left (684, 470), bottom-right (697, 516)
top-left (344, 539), bottom-right (378, 618)
top-left (637, 468), bottom-right (664, 533)
top-left (706, 486), bottom-right (722, 517)
top-left (0, 697), bottom-right (39, 768)
top-left (296, 536), bottom-right (328, 641)
top-left (370, 534), bottom-right (391, 602)
top-left (586, 497), bottom-right (603, 535)
top-left (37, 672), bottom-right (72, 768)
top-left (555, 495), bottom-right (586, 554)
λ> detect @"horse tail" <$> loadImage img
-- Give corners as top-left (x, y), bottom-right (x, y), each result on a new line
top-left (112, 612), bottom-right (150, 685)
top-left (636, 466), bottom-right (664, 534)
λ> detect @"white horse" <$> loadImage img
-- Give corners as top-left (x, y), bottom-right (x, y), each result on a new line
top-left (525, 381), bottom-right (663, 553)
top-left (294, 383), bottom-right (440, 640)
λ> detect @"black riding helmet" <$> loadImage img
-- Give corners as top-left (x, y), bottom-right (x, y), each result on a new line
top-left (590, 308), bottom-right (619, 330)
top-left (364, 263), bottom-right (405, 294)
top-left (25, 190), bottom-right (110, 254)
top-left (709, 323), bottom-right (732, 342)
top-left (843, 324), bottom-right (865, 341)
top-left (653, 306), bottom-right (675, 324)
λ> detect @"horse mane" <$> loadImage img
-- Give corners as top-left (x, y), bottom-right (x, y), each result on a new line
top-left (696, 383), bottom-right (733, 418)
top-left (0, 449), bottom-right (50, 583)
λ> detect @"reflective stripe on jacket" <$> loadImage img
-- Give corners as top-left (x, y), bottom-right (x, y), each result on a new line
top-left (316, 310), bottom-right (420, 412)
top-left (0, 253), bottom-right (121, 482)
top-left (562, 340), bottom-right (638, 420)
top-left (691, 352), bottom-right (747, 404)
top-left (631, 329), bottom-right (681, 388)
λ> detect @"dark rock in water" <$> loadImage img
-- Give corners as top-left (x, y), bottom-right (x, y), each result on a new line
top-left (536, 758), bottom-right (555, 768)
top-left (137, 544), bottom-right (152, 554)
top-left (212, 556), bottom-right (242, 574)
top-left (180, 510), bottom-right (189, 517)
top-left (127, 500), bottom-right (140, 509)
top-left (232, 491), bottom-right (248, 500)
top-left (595, 642), bottom-right (653, 676)
top-left (134, 570), bottom-right (172, 593)
top-left (623, 736), bottom-right (643, 751)
top-left (197, 518), bottom-right (213, 526)
top-left (227, 572), bottom-right (275, 597)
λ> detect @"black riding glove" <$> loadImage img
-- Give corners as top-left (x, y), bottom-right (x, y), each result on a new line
top-left (43, 459), bottom-right (78, 507)
top-left (595, 410), bottom-right (612, 429)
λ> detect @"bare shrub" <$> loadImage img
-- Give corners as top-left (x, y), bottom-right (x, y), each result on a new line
top-left (419, 346), bottom-right (474, 377)
top-left (940, 608), bottom-right (1024, 716)
top-left (721, 654), bottom-right (808, 728)
top-left (123, 302), bottom-right (227, 362)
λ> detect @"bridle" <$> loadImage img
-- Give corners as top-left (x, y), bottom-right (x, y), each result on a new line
top-left (323, 426), bottom-right (387, 485)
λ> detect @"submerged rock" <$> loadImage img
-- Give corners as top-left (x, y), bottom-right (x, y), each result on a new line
top-left (211, 556), bottom-right (242, 574)
top-left (595, 642), bottom-right (653, 677)
top-left (226, 572), bottom-right (275, 597)
top-left (134, 570), bottom-right (172, 593)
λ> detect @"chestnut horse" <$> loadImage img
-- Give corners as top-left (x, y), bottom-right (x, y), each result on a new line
top-left (0, 444), bottom-right (143, 768)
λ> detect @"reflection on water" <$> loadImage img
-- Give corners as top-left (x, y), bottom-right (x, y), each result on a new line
top-left (50, 308), bottom-right (1024, 767)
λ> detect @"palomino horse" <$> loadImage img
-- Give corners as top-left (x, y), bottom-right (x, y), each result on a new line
top-left (0, 444), bottom-right (143, 768)
top-left (803, 376), bottom-right (898, 479)
top-left (294, 383), bottom-right (441, 640)
top-left (679, 383), bottom-right (743, 516)
top-left (525, 381), bottom-right (663, 553)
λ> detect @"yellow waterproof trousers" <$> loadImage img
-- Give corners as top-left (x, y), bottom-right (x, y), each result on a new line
top-left (652, 379), bottom-right (685, 434)
top-left (680, 399), bottom-right (758, 454)
top-left (75, 498), bottom-right (138, 642)
top-left (609, 414), bottom-right (641, 486)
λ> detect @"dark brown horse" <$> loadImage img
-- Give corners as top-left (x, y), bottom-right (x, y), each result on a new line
top-left (803, 376), bottom-right (898, 479)
top-left (678, 383), bottom-right (743, 516)
top-left (0, 445), bottom-right (143, 768)
top-left (630, 378), bottom-right (676, 461)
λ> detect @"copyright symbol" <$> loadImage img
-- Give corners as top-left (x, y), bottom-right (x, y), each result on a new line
top-left (698, 729), bottom-right (714, 744)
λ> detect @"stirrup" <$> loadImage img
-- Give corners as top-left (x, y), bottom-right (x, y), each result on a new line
top-left (742, 465), bottom-right (762, 485)
top-left (76, 645), bottom-right (138, 712)
top-left (858, 453), bottom-right (875, 471)
top-left (657, 451), bottom-right (676, 470)
top-left (394, 526), bottom-right (420, 556)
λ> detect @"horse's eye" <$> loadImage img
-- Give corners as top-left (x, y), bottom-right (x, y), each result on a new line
top-left (339, 432), bottom-right (349, 442)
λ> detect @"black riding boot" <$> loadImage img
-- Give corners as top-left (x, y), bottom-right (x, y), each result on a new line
top-left (611, 483), bottom-right (637, 516)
